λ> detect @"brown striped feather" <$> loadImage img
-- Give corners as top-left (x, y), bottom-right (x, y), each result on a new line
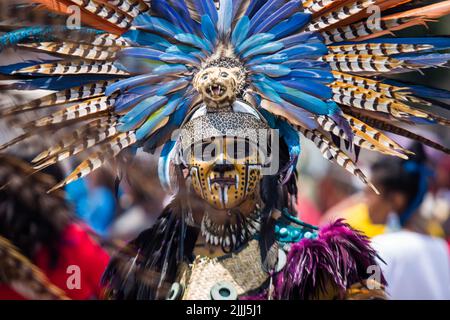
top-left (0, 236), bottom-right (69, 300)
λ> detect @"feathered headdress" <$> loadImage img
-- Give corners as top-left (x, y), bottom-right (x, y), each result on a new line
top-left (1, 0), bottom-right (450, 192)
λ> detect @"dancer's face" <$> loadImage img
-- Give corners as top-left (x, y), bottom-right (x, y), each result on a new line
top-left (186, 136), bottom-right (263, 210)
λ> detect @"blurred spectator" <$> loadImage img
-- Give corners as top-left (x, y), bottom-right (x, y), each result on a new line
top-left (0, 155), bottom-right (109, 300)
top-left (108, 155), bottom-right (169, 241)
top-left (367, 144), bottom-right (450, 299)
top-left (323, 193), bottom-right (386, 238)
top-left (67, 169), bottom-right (118, 237)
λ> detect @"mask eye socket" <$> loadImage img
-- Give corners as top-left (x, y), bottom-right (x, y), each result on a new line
top-left (226, 138), bottom-right (258, 161)
top-left (190, 139), bottom-right (220, 162)
top-left (220, 72), bottom-right (229, 78)
top-left (202, 74), bottom-right (209, 81)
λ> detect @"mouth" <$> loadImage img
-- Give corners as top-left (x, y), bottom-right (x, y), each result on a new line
top-left (210, 176), bottom-right (236, 186)
top-left (206, 83), bottom-right (226, 98)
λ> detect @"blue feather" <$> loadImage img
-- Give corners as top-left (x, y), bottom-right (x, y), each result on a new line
top-left (142, 104), bottom-right (189, 153)
top-left (269, 13), bottom-right (311, 39)
top-left (280, 79), bottom-right (333, 99)
top-left (156, 78), bottom-right (191, 95)
top-left (166, 44), bottom-right (197, 54)
top-left (123, 30), bottom-right (171, 49)
top-left (277, 118), bottom-right (300, 156)
top-left (202, 0), bottom-right (219, 24)
top-left (259, 96), bottom-right (318, 129)
top-left (406, 117), bottom-right (437, 125)
top-left (119, 47), bottom-right (164, 60)
top-left (252, 75), bottom-right (287, 93)
top-left (174, 33), bottom-right (213, 53)
top-left (115, 57), bottom-right (165, 74)
top-left (255, 74), bottom-right (332, 102)
top-left (167, 0), bottom-right (201, 32)
top-left (282, 59), bottom-right (330, 70)
top-left (166, 45), bottom-right (206, 61)
top-left (127, 85), bottom-right (159, 95)
top-left (201, 15), bottom-right (218, 44)
top-left (329, 113), bottom-right (354, 147)
top-left (252, 81), bottom-right (283, 104)
top-left (107, 74), bottom-right (160, 95)
top-left (236, 33), bottom-right (275, 54)
top-left (276, 118), bottom-right (301, 181)
top-left (165, 44), bottom-right (200, 55)
top-left (255, 75), bottom-right (338, 115)
top-left (279, 32), bottom-right (323, 48)
top-left (231, 0), bottom-right (244, 18)
top-left (259, 108), bottom-right (277, 127)
top-left (115, 93), bottom-right (148, 113)
top-left (397, 53), bottom-right (450, 66)
top-left (133, 15), bottom-right (184, 38)
top-left (136, 94), bottom-right (183, 140)
top-left (190, 0), bottom-right (218, 23)
top-left (249, 64), bottom-right (291, 77)
top-left (231, 17), bottom-right (250, 47)
top-left (248, 0), bottom-right (286, 34)
top-left (244, 0), bottom-right (266, 17)
top-left (242, 41), bottom-right (284, 59)
top-left (160, 52), bottom-right (201, 66)
top-left (119, 96), bottom-right (168, 132)
top-left (125, 78), bottom-right (190, 96)
top-left (152, 0), bottom-right (195, 33)
top-left (259, 109), bottom-right (301, 160)
top-left (252, 0), bottom-right (302, 34)
top-left (9, 75), bottom-right (118, 91)
top-left (158, 139), bottom-right (177, 192)
top-left (217, 0), bottom-right (233, 36)
top-left (278, 43), bottom-right (328, 60)
top-left (247, 53), bottom-right (288, 66)
top-left (0, 26), bottom-right (102, 51)
top-left (280, 88), bottom-right (340, 116)
top-left (153, 64), bottom-right (189, 75)
top-left (278, 69), bottom-right (335, 83)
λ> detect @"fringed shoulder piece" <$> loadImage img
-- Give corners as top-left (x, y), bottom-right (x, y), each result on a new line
top-left (102, 196), bottom-right (199, 300)
top-left (275, 219), bottom-right (385, 300)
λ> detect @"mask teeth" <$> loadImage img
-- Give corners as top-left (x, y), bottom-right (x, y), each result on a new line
top-left (231, 233), bottom-right (237, 245)
top-left (240, 230), bottom-right (246, 241)
top-left (223, 185), bottom-right (228, 206)
top-left (224, 236), bottom-right (230, 247)
top-left (207, 176), bottom-right (212, 193)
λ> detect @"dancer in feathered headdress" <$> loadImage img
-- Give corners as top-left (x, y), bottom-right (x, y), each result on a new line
top-left (1, 0), bottom-right (450, 299)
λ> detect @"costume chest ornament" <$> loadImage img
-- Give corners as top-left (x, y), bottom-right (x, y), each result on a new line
top-left (174, 240), bottom-right (269, 300)
top-left (168, 212), bottom-right (320, 300)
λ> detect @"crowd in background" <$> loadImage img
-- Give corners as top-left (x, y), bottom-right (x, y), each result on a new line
top-left (0, 131), bottom-right (449, 299)
top-left (0, 4), bottom-right (449, 302)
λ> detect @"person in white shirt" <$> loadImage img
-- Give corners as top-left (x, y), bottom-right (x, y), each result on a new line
top-left (366, 143), bottom-right (450, 300)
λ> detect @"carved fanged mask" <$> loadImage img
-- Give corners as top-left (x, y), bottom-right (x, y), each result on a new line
top-left (179, 101), bottom-right (270, 210)
top-left (194, 67), bottom-right (240, 109)
top-left (187, 136), bottom-right (263, 210)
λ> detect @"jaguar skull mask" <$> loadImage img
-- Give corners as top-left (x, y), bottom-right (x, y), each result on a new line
top-left (193, 66), bottom-right (241, 109)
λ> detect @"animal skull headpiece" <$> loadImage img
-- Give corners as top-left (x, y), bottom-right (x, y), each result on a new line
top-left (193, 57), bottom-right (247, 110)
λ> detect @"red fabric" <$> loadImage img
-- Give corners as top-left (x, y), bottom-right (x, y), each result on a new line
top-left (0, 223), bottom-right (110, 300)
top-left (297, 196), bottom-right (322, 226)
